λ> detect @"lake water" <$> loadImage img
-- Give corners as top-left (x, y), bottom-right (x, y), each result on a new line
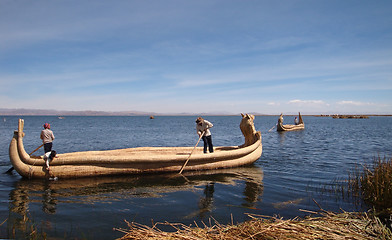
top-left (0, 115), bottom-right (391, 239)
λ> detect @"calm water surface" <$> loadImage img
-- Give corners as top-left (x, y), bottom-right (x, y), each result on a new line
top-left (0, 115), bottom-right (391, 239)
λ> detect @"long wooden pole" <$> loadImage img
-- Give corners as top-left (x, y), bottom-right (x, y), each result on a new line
top-left (179, 132), bottom-right (204, 174)
top-left (29, 144), bottom-right (44, 155)
top-left (268, 124), bottom-right (277, 132)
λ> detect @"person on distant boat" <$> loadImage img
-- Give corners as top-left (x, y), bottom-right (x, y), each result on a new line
top-left (44, 150), bottom-right (57, 171)
top-left (40, 123), bottom-right (55, 153)
top-left (196, 117), bottom-right (214, 154)
top-left (294, 117), bottom-right (299, 125)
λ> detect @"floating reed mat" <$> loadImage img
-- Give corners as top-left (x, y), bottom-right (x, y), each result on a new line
top-left (115, 210), bottom-right (392, 240)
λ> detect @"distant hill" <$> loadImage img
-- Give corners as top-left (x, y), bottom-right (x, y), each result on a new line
top-left (0, 108), bottom-right (156, 116)
top-left (2, 108), bottom-right (387, 116)
top-left (0, 108), bottom-right (255, 116)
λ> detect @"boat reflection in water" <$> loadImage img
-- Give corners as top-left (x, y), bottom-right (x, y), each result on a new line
top-left (7, 166), bottom-right (263, 238)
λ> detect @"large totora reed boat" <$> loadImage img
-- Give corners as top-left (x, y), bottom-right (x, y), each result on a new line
top-left (9, 114), bottom-right (262, 179)
top-left (277, 112), bottom-right (305, 131)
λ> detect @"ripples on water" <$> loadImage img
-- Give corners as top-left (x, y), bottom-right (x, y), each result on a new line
top-left (0, 115), bottom-right (391, 239)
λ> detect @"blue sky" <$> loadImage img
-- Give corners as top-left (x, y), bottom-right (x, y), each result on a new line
top-left (1, 0), bottom-right (391, 114)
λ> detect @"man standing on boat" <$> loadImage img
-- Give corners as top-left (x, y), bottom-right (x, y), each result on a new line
top-left (294, 117), bottom-right (299, 125)
top-left (195, 117), bottom-right (214, 154)
top-left (40, 123), bottom-right (55, 153)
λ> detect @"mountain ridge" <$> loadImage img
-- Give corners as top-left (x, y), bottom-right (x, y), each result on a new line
top-left (0, 108), bottom-right (252, 116)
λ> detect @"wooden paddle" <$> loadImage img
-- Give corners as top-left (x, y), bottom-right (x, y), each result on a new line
top-left (4, 144), bottom-right (44, 174)
top-left (5, 167), bottom-right (14, 174)
top-left (268, 124), bottom-right (277, 132)
top-left (179, 131), bottom-right (204, 174)
top-left (29, 144), bottom-right (44, 155)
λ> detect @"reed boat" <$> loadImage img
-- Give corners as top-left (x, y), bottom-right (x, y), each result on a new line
top-left (277, 112), bottom-right (305, 131)
top-left (9, 114), bottom-right (262, 179)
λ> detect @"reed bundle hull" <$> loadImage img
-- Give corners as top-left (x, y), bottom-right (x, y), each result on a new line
top-left (9, 115), bottom-right (262, 179)
top-left (276, 123), bottom-right (305, 131)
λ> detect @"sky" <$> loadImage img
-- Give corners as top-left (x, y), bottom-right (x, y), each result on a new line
top-left (0, 0), bottom-right (391, 115)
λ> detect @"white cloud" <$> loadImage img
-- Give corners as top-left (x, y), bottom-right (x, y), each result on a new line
top-left (288, 100), bottom-right (328, 106)
top-left (267, 102), bottom-right (280, 106)
top-left (336, 101), bottom-right (374, 106)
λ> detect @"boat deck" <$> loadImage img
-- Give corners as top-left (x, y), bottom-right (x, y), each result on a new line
top-left (31, 146), bottom-right (240, 158)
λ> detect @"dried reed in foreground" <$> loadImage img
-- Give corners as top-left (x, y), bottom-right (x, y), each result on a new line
top-left (115, 210), bottom-right (392, 240)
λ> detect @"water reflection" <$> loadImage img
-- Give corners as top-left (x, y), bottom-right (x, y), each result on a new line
top-left (8, 166), bottom-right (263, 235)
top-left (278, 131), bottom-right (286, 145)
top-left (277, 130), bottom-right (306, 146)
top-left (198, 183), bottom-right (215, 218)
top-left (42, 181), bottom-right (57, 214)
top-left (243, 179), bottom-right (263, 208)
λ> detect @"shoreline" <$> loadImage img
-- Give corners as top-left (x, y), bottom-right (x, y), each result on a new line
top-left (1, 114), bottom-right (392, 117)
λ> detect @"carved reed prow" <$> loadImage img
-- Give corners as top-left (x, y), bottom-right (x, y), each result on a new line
top-left (278, 113), bottom-right (283, 124)
top-left (18, 119), bottom-right (25, 137)
top-left (240, 113), bottom-right (258, 147)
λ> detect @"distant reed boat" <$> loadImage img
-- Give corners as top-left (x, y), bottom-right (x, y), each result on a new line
top-left (9, 114), bottom-right (262, 179)
top-left (149, 116), bottom-right (154, 119)
top-left (277, 112), bottom-right (305, 131)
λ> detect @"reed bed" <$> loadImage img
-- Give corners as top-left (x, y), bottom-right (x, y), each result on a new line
top-left (348, 156), bottom-right (392, 210)
top-left (115, 209), bottom-right (392, 240)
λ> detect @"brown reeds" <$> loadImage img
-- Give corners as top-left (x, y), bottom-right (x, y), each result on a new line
top-left (348, 156), bottom-right (392, 210)
top-left (115, 210), bottom-right (392, 240)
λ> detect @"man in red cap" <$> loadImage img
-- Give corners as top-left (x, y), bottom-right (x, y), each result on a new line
top-left (40, 123), bottom-right (55, 153)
